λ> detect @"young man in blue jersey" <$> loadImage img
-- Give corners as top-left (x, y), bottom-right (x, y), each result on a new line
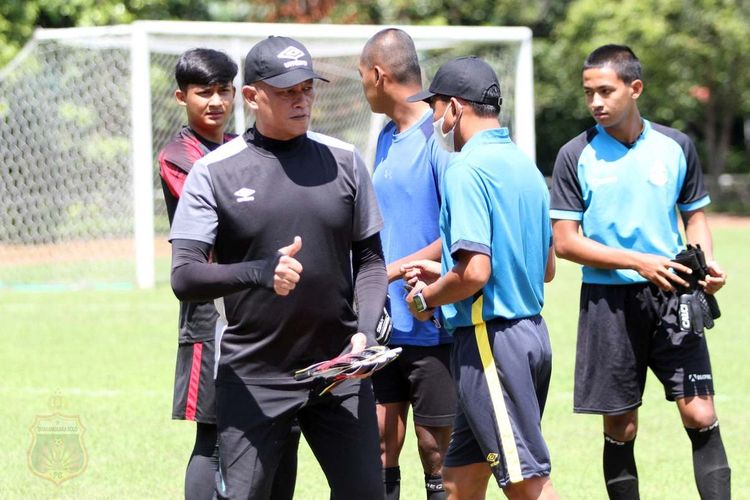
top-left (550, 44), bottom-right (730, 499)
top-left (159, 48), bottom-right (299, 500)
top-left (403, 56), bottom-right (558, 499)
top-left (358, 28), bottom-right (456, 500)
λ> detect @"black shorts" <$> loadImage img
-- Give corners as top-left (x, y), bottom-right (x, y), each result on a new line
top-left (172, 340), bottom-right (216, 424)
top-left (574, 283), bottom-right (715, 415)
top-left (444, 315), bottom-right (552, 488)
top-left (371, 343), bottom-right (456, 427)
top-left (215, 378), bottom-right (383, 500)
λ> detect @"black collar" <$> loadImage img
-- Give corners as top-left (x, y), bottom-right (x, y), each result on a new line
top-left (243, 127), bottom-right (306, 154)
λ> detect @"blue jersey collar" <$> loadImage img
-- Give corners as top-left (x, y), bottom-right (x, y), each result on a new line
top-left (461, 127), bottom-right (511, 154)
top-left (595, 119), bottom-right (651, 148)
top-left (391, 109), bottom-right (433, 142)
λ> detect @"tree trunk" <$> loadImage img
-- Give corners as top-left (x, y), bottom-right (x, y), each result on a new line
top-left (703, 100), bottom-right (717, 175)
top-left (715, 105), bottom-right (733, 176)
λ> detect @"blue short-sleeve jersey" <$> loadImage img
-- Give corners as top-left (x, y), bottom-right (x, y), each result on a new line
top-left (439, 128), bottom-right (551, 329)
top-left (550, 120), bottom-right (710, 285)
top-left (372, 110), bottom-right (453, 345)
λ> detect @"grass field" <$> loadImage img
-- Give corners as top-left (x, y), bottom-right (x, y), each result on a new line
top-left (0, 225), bottom-right (748, 499)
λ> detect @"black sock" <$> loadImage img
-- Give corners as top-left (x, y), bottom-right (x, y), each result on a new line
top-left (383, 466), bottom-right (400, 500)
top-left (425, 473), bottom-right (446, 500)
top-left (185, 423), bottom-right (219, 500)
top-left (686, 421), bottom-right (731, 500)
top-left (603, 433), bottom-right (639, 500)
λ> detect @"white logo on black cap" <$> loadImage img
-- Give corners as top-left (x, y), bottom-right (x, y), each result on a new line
top-left (277, 46), bottom-right (308, 68)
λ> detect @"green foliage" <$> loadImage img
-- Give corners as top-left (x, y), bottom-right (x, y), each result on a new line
top-left (536, 0), bottom-right (750, 176)
top-left (0, 0), bottom-right (210, 67)
top-left (1, 0), bottom-right (748, 185)
top-left (0, 2), bottom-right (36, 67)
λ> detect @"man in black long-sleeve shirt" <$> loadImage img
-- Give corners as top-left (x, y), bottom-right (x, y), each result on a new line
top-left (169, 36), bottom-right (387, 499)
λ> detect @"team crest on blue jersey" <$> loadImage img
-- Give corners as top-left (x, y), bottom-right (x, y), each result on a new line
top-left (648, 161), bottom-right (668, 186)
top-left (28, 394), bottom-right (88, 485)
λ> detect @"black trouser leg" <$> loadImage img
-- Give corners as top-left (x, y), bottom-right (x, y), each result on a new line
top-left (185, 423), bottom-right (219, 500)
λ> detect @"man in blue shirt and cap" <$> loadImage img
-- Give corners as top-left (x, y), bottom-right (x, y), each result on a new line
top-left (403, 56), bottom-right (559, 499)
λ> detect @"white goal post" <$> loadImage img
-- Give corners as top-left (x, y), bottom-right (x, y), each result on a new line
top-left (1, 21), bottom-right (534, 290)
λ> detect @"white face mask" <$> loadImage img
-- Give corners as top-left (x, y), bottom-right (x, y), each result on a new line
top-left (433, 102), bottom-right (460, 152)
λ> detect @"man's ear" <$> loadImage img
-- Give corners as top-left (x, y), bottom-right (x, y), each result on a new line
top-left (631, 79), bottom-right (643, 100)
top-left (449, 97), bottom-right (464, 118)
top-left (374, 65), bottom-right (384, 87)
top-left (175, 88), bottom-right (187, 106)
top-left (242, 85), bottom-right (258, 111)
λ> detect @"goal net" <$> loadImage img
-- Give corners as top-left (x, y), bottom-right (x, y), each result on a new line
top-left (0, 21), bottom-right (534, 290)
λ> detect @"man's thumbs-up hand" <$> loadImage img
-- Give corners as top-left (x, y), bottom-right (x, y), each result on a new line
top-left (274, 236), bottom-right (303, 296)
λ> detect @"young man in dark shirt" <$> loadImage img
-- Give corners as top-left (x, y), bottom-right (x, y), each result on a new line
top-left (169, 37), bottom-right (387, 499)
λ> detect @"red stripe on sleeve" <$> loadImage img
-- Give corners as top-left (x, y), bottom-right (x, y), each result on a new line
top-left (160, 160), bottom-right (189, 198)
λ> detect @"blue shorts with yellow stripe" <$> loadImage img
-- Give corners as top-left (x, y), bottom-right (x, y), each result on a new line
top-left (444, 313), bottom-right (552, 487)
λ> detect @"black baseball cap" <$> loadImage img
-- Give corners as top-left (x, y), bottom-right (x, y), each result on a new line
top-left (407, 56), bottom-right (502, 106)
top-left (244, 36), bottom-right (329, 87)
